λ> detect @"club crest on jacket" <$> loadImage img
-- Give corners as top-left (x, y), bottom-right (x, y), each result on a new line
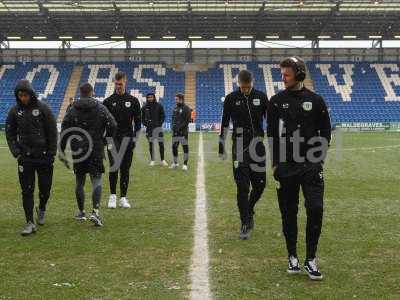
top-left (302, 102), bottom-right (312, 111)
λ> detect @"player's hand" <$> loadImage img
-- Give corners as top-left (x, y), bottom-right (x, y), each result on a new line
top-left (218, 152), bottom-right (227, 160)
top-left (58, 153), bottom-right (70, 169)
top-left (272, 165), bottom-right (281, 188)
top-left (272, 165), bottom-right (278, 180)
top-left (131, 136), bottom-right (138, 151)
top-left (218, 143), bottom-right (226, 160)
top-left (47, 154), bottom-right (55, 164)
top-left (272, 165), bottom-right (277, 173)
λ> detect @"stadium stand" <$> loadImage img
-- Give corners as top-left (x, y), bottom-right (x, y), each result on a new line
top-left (309, 62), bottom-right (400, 123)
top-left (76, 63), bottom-right (185, 128)
top-left (196, 63), bottom-right (285, 128)
top-left (0, 63), bottom-right (73, 125)
top-left (184, 70), bottom-right (197, 111)
top-left (196, 62), bottom-right (400, 127)
top-left (2, 62), bottom-right (400, 128)
top-left (57, 65), bottom-right (84, 123)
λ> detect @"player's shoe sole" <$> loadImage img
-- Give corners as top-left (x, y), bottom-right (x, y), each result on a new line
top-left (74, 212), bottom-right (87, 221)
top-left (89, 214), bottom-right (103, 227)
top-left (21, 223), bottom-right (37, 236)
top-left (304, 260), bottom-right (324, 281)
top-left (287, 269), bottom-right (302, 274)
top-left (305, 271), bottom-right (323, 280)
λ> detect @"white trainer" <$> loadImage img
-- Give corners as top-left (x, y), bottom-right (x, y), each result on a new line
top-left (119, 197), bottom-right (131, 209)
top-left (161, 160), bottom-right (169, 167)
top-left (169, 163), bottom-right (179, 169)
top-left (149, 161), bottom-right (155, 167)
top-left (182, 164), bottom-right (188, 171)
top-left (108, 194), bottom-right (117, 209)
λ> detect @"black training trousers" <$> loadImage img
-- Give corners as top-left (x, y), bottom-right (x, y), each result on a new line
top-left (17, 161), bottom-right (54, 223)
top-left (172, 134), bottom-right (189, 165)
top-left (147, 132), bottom-right (165, 161)
top-left (232, 141), bottom-right (266, 226)
top-left (107, 138), bottom-right (134, 197)
top-left (275, 163), bottom-right (324, 260)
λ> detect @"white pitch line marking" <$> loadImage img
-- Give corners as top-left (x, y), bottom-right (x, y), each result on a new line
top-left (189, 132), bottom-right (212, 300)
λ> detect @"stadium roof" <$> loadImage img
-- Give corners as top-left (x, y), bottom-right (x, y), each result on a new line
top-left (0, 0), bottom-right (400, 41)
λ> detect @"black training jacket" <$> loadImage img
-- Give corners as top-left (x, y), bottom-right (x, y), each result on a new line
top-left (103, 92), bottom-right (141, 139)
top-left (5, 80), bottom-right (58, 163)
top-left (172, 103), bottom-right (191, 136)
top-left (219, 88), bottom-right (268, 150)
top-left (267, 87), bottom-right (331, 168)
top-left (141, 101), bottom-right (165, 134)
top-left (60, 97), bottom-right (117, 173)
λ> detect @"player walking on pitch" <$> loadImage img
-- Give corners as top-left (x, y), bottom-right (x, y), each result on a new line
top-left (267, 57), bottom-right (331, 280)
top-left (141, 92), bottom-right (168, 167)
top-left (60, 83), bottom-right (117, 227)
top-left (103, 72), bottom-right (141, 209)
top-left (170, 93), bottom-right (192, 171)
top-left (5, 80), bottom-right (58, 236)
top-left (219, 70), bottom-right (268, 240)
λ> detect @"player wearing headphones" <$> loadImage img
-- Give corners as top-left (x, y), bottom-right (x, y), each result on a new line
top-left (219, 70), bottom-right (268, 240)
top-left (267, 57), bottom-right (331, 280)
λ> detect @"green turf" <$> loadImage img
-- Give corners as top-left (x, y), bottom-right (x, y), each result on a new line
top-left (203, 131), bottom-right (400, 299)
top-left (0, 132), bottom-right (198, 300)
top-left (0, 131), bottom-right (399, 299)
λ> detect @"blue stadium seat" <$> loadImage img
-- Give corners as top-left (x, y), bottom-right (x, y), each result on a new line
top-left (0, 63), bottom-right (73, 124)
top-left (308, 62), bottom-right (400, 124)
top-left (196, 62), bottom-right (400, 126)
top-left (76, 63), bottom-right (185, 128)
top-left (2, 61), bottom-right (400, 128)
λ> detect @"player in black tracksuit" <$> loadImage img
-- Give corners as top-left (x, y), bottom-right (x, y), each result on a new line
top-left (5, 80), bottom-right (57, 236)
top-left (103, 72), bottom-right (141, 209)
top-left (219, 70), bottom-right (268, 240)
top-left (60, 83), bottom-right (117, 226)
top-left (170, 93), bottom-right (191, 170)
top-left (141, 93), bottom-right (168, 166)
top-left (267, 57), bottom-right (331, 280)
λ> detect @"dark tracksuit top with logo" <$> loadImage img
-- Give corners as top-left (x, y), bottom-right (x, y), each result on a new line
top-left (103, 92), bottom-right (141, 141)
top-left (141, 101), bottom-right (165, 137)
top-left (172, 104), bottom-right (191, 137)
top-left (6, 81), bottom-right (58, 164)
top-left (219, 88), bottom-right (268, 160)
top-left (60, 97), bottom-right (117, 174)
top-left (267, 87), bottom-right (331, 172)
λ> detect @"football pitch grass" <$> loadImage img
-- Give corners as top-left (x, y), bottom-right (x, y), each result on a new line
top-left (0, 131), bottom-right (399, 299)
